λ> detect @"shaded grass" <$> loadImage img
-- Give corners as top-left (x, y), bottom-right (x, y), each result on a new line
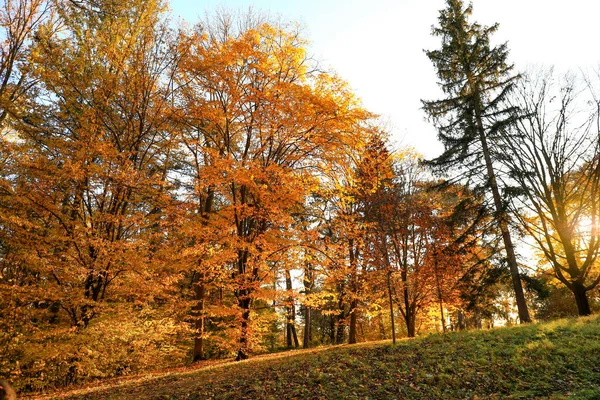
top-left (25, 316), bottom-right (600, 399)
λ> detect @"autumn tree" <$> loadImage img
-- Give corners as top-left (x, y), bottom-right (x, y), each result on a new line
top-left (424, 183), bottom-right (487, 332)
top-left (328, 150), bottom-right (368, 345)
top-left (298, 210), bottom-right (319, 349)
top-left (501, 70), bottom-right (600, 316)
top-left (0, 0), bottom-right (50, 306)
top-left (308, 125), bottom-right (402, 345)
top-left (293, 189), bottom-right (341, 348)
top-left (422, 0), bottom-right (531, 323)
top-left (175, 14), bottom-right (370, 359)
top-left (0, 0), bottom-right (201, 388)
top-left (2, 0), bottom-right (177, 327)
top-left (382, 155), bottom-right (441, 337)
top-left (353, 133), bottom-right (396, 341)
top-left (0, 0), bottom-right (50, 362)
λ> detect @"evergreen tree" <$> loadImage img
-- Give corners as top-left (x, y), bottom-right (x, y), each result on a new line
top-left (422, 0), bottom-right (531, 323)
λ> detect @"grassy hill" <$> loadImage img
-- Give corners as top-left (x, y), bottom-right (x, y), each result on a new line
top-left (25, 316), bottom-right (600, 399)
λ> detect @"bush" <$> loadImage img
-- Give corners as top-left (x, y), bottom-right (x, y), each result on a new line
top-left (0, 306), bottom-right (192, 393)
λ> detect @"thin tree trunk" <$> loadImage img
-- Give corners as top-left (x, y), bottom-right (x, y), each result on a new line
top-left (303, 260), bottom-right (313, 349)
top-left (386, 270), bottom-right (396, 344)
top-left (193, 188), bottom-right (214, 361)
top-left (348, 238), bottom-right (358, 344)
top-left (285, 269), bottom-right (299, 348)
top-left (335, 313), bottom-right (345, 344)
top-left (433, 255), bottom-right (446, 333)
top-left (484, 153), bottom-right (531, 323)
top-left (335, 282), bottom-right (346, 344)
top-left (401, 267), bottom-right (414, 337)
top-left (236, 250), bottom-right (252, 361)
top-left (303, 306), bottom-right (311, 349)
top-left (381, 232), bottom-right (396, 344)
top-left (192, 278), bottom-right (206, 361)
top-left (438, 297), bottom-right (446, 333)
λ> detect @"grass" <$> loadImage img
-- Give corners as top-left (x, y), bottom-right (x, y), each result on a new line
top-left (24, 315), bottom-right (600, 399)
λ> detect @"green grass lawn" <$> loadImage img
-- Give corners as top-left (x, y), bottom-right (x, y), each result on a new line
top-left (26, 316), bottom-right (600, 399)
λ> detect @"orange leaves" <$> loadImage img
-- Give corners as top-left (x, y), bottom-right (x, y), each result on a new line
top-left (0, 2), bottom-right (385, 369)
top-left (171, 15), bottom-right (375, 354)
top-left (0, 0), bottom-right (182, 332)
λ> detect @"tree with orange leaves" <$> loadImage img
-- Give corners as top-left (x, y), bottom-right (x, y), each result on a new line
top-left (174, 13), bottom-right (371, 359)
top-left (1, 0), bottom-right (177, 327)
top-left (367, 151), bottom-right (491, 337)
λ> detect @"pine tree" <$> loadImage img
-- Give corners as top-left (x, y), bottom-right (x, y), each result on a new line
top-left (422, 0), bottom-right (531, 323)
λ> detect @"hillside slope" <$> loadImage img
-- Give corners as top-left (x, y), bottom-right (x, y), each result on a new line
top-left (26, 316), bottom-right (600, 399)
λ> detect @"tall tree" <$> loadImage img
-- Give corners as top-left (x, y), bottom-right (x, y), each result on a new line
top-left (422, 0), bottom-right (531, 323)
top-left (380, 154), bottom-right (448, 338)
top-left (501, 70), bottom-right (600, 316)
top-left (3, 0), bottom-right (176, 327)
top-left (176, 15), bottom-right (370, 359)
top-left (356, 134), bottom-right (396, 342)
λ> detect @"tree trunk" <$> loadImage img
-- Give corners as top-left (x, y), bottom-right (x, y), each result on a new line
top-left (235, 249), bottom-right (253, 361)
top-left (329, 315), bottom-right (335, 344)
top-left (348, 238), bottom-right (358, 344)
top-left (192, 279), bottom-right (206, 361)
top-left (348, 299), bottom-right (358, 344)
top-left (335, 315), bottom-right (345, 344)
top-left (473, 311), bottom-right (482, 329)
top-left (193, 187), bottom-right (214, 361)
top-left (335, 282), bottom-right (345, 344)
top-left (381, 235), bottom-right (396, 344)
top-left (386, 270), bottom-right (396, 344)
top-left (302, 260), bottom-right (313, 349)
top-left (457, 309), bottom-right (465, 331)
top-left (291, 322), bottom-right (299, 347)
top-left (572, 281), bottom-right (591, 316)
top-left (236, 303), bottom-right (250, 361)
top-left (303, 306), bottom-right (311, 349)
top-left (438, 298), bottom-right (446, 333)
top-left (404, 309), bottom-right (416, 338)
top-left (401, 267), bottom-right (415, 337)
top-left (286, 322), bottom-right (299, 348)
top-left (285, 269), bottom-right (299, 348)
top-left (286, 319), bottom-right (291, 348)
top-left (433, 255), bottom-right (446, 333)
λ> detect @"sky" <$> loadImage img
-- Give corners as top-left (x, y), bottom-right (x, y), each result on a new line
top-left (168, 0), bottom-right (600, 159)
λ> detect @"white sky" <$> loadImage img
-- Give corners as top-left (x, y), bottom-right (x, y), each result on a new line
top-left (169, 0), bottom-right (600, 159)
